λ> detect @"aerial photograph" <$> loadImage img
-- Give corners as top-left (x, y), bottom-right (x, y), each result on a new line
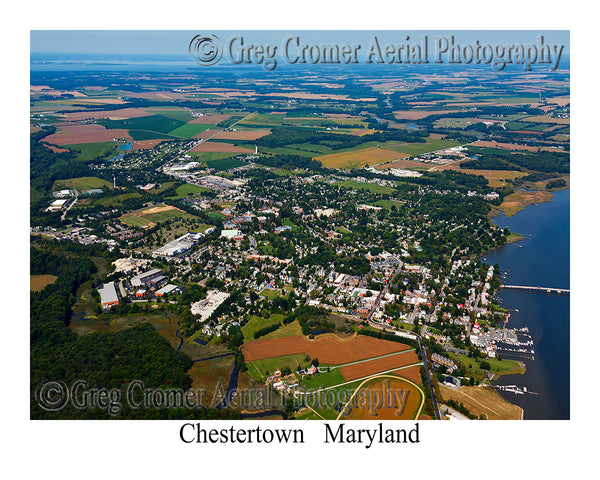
top-left (29, 29), bottom-right (570, 423)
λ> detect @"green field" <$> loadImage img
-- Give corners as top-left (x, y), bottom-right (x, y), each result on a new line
top-left (96, 193), bottom-right (144, 207)
top-left (300, 368), bottom-right (347, 390)
top-left (190, 151), bottom-right (237, 162)
top-left (240, 113), bottom-right (285, 126)
top-left (205, 157), bottom-right (247, 171)
top-left (141, 209), bottom-right (194, 224)
top-left (174, 184), bottom-right (210, 197)
top-left (374, 199), bottom-right (405, 209)
top-left (143, 107), bottom-right (195, 122)
top-left (334, 180), bottom-right (396, 194)
top-left (246, 353), bottom-right (309, 382)
top-left (118, 214), bottom-right (150, 228)
top-left (168, 123), bottom-right (215, 138)
top-left (385, 138), bottom-right (462, 156)
top-left (241, 313), bottom-right (285, 340)
top-left (65, 142), bottom-right (119, 162)
top-left (260, 288), bottom-right (283, 300)
top-left (53, 176), bottom-right (112, 192)
top-left (99, 114), bottom-right (184, 134)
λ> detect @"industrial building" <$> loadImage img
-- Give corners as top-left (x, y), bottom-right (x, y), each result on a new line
top-left (130, 268), bottom-right (164, 288)
top-left (152, 232), bottom-right (203, 258)
top-left (98, 282), bottom-right (120, 309)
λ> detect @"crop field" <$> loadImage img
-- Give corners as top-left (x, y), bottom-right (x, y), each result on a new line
top-left (53, 176), bottom-right (112, 192)
top-left (132, 139), bottom-right (165, 150)
top-left (341, 376), bottom-right (425, 420)
top-left (522, 115), bottom-right (570, 124)
top-left (168, 123), bottom-right (214, 138)
top-left (338, 349), bottom-right (419, 381)
top-left (44, 124), bottom-right (131, 145)
top-left (190, 114), bottom-right (232, 124)
top-left (384, 138), bottom-right (462, 156)
top-left (30, 274), bottom-right (58, 292)
top-left (213, 129), bottom-right (271, 141)
top-left (241, 334), bottom-right (410, 365)
top-left (394, 109), bottom-right (462, 120)
top-left (204, 157), bottom-right (248, 171)
top-left (240, 113), bottom-right (285, 126)
top-left (316, 147), bottom-right (407, 169)
top-left (62, 108), bottom-right (152, 121)
top-left (64, 141), bottom-right (121, 162)
top-left (190, 142), bottom-right (253, 153)
top-left (98, 114), bottom-right (185, 134)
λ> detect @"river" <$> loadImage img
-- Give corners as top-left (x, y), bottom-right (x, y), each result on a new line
top-left (482, 188), bottom-right (570, 419)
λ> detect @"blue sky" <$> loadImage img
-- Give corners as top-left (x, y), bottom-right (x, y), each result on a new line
top-left (31, 30), bottom-right (569, 56)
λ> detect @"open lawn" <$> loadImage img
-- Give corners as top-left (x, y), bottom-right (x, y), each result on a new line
top-left (247, 353), bottom-right (309, 382)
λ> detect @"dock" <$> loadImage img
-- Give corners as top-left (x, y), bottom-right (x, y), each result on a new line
top-left (500, 285), bottom-right (569, 295)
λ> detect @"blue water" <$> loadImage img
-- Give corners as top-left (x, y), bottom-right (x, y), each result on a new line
top-left (483, 189), bottom-right (570, 419)
top-left (406, 123), bottom-right (420, 130)
top-left (119, 142), bottom-right (132, 151)
top-left (107, 153), bottom-right (124, 162)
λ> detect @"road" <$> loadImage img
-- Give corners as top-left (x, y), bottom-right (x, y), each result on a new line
top-left (61, 191), bottom-right (78, 221)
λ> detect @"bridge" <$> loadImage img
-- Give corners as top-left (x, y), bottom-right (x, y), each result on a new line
top-left (500, 285), bottom-right (570, 295)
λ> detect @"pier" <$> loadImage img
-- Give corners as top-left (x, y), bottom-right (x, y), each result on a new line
top-left (500, 285), bottom-right (569, 295)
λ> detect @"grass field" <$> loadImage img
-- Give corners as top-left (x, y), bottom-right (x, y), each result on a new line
top-left (439, 385), bottom-right (522, 420)
top-left (316, 147), bottom-right (407, 169)
top-left (173, 184), bottom-right (210, 197)
top-left (492, 189), bottom-right (554, 217)
top-left (241, 313), bottom-right (285, 340)
top-left (205, 157), bottom-right (248, 171)
top-left (119, 204), bottom-right (194, 228)
top-left (65, 141), bottom-right (119, 162)
top-left (190, 151), bottom-right (236, 162)
top-left (384, 137), bottom-right (462, 156)
top-left (334, 179), bottom-right (396, 194)
top-left (99, 114), bottom-right (185, 135)
top-left (30, 274), bottom-right (58, 291)
top-left (246, 353), bottom-right (309, 382)
top-left (53, 176), bottom-right (112, 192)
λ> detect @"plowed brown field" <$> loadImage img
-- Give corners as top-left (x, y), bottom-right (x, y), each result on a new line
top-left (190, 142), bottom-right (253, 153)
top-left (44, 124), bottom-right (131, 145)
top-left (339, 350), bottom-right (419, 381)
top-left (241, 334), bottom-right (410, 365)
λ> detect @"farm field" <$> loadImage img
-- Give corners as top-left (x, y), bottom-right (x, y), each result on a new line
top-left (64, 141), bottom-right (121, 162)
top-left (341, 376), bottom-right (425, 420)
top-left (190, 114), bottom-right (232, 124)
top-left (212, 129), bottom-right (271, 141)
top-left (190, 142), bottom-right (253, 153)
top-left (241, 334), bottom-right (410, 364)
top-left (338, 349), bottom-right (419, 381)
top-left (53, 176), bottom-right (112, 192)
top-left (316, 147), bottom-right (407, 169)
top-left (62, 107), bottom-right (152, 121)
top-left (30, 274), bottom-right (58, 291)
top-left (204, 157), bottom-right (248, 171)
top-left (168, 123), bottom-right (214, 138)
top-left (44, 124), bottom-right (131, 145)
